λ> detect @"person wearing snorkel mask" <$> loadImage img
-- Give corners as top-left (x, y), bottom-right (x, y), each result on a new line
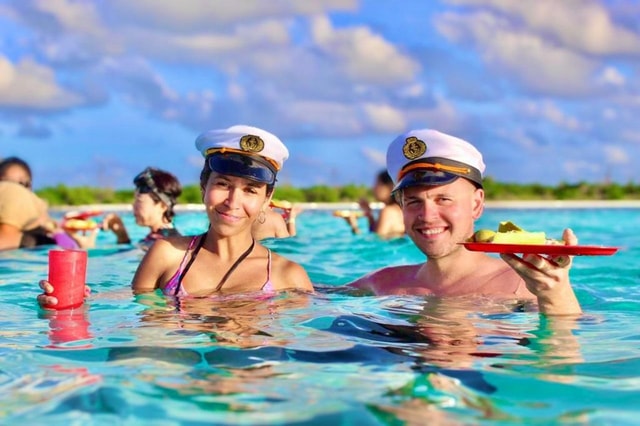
top-left (100, 167), bottom-right (182, 250)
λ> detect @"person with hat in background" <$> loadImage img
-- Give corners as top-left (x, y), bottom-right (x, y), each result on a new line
top-left (348, 129), bottom-right (581, 316)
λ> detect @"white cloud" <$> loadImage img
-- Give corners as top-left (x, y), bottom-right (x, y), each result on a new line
top-left (563, 159), bottom-right (599, 178)
top-left (311, 15), bottom-right (420, 86)
top-left (109, 0), bottom-right (358, 31)
top-left (603, 145), bottom-right (629, 164)
top-left (33, 0), bottom-right (106, 39)
top-left (403, 97), bottom-right (463, 135)
top-left (435, 11), bottom-right (600, 96)
top-left (494, 127), bottom-right (538, 150)
top-left (446, 0), bottom-right (640, 56)
top-left (521, 100), bottom-right (582, 131)
top-left (0, 55), bottom-right (82, 109)
top-left (1, 0), bottom-right (423, 139)
top-left (93, 11), bottom-right (422, 137)
top-left (281, 100), bottom-right (363, 136)
top-left (362, 103), bottom-right (407, 133)
top-left (121, 19), bottom-right (291, 64)
top-left (26, 0), bottom-right (122, 61)
top-left (597, 66), bottom-right (626, 86)
top-left (361, 147), bottom-right (386, 167)
top-left (620, 130), bottom-right (640, 144)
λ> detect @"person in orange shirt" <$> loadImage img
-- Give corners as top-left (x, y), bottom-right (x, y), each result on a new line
top-left (0, 157), bottom-right (67, 250)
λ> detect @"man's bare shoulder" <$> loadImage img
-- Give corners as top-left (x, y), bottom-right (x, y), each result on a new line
top-left (468, 253), bottom-right (533, 299)
top-left (348, 264), bottom-right (421, 294)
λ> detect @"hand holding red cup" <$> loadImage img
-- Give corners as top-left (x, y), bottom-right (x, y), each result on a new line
top-left (39, 249), bottom-right (89, 310)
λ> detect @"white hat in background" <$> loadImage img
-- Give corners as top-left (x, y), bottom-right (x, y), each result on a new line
top-left (195, 125), bottom-right (289, 184)
top-left (386, 129), bottom-right (485, 192)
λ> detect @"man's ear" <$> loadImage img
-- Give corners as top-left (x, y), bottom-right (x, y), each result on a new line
top-left (472, 188), bottom-right (485, 219)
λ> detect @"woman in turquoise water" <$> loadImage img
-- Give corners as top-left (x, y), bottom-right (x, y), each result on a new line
top-left (38, 125), bottom-right (313, 306)
top-left (103, 167), bottom-right (182, 249)
top-left (67, 167), bottom-right (182, 251)
top-left (133, 125), bottom-right (312, 296)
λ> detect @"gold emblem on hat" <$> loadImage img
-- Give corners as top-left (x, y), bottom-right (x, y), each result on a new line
top-left (239, 134), bottom-right (265, 153)
top-left (402, 136), bottom-right (426, 160)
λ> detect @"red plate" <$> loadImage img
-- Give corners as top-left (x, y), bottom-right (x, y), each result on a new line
top-left (461, 242), bottom-right (618, 256)
top-left (64, 210), bottom-right (103, 220)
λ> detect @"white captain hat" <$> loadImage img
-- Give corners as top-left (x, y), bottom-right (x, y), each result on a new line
top-left (195, 125), bottom-right (289, 184)
top-left (386, 128), bottom-right (485, 192)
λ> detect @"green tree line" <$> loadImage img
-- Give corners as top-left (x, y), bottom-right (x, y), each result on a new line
top-left (36, 178), bottom-right (640, 206)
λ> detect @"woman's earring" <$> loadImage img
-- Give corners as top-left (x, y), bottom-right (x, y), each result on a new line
top-left (258, 210), bottom-right (266, 224)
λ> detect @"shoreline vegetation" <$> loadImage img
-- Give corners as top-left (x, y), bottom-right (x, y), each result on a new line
top-left (49, 199), bottom-right (640, 214)
top-left (39, 179), bottom-right (640, 212)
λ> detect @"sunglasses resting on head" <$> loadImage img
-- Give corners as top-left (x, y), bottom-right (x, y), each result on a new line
top-left (133, 168), bottom-right (173, 207)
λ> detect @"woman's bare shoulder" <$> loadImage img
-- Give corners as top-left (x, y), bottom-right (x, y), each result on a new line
top-left (268, 251), bottom-right (313, 291)
top-left (269, 250), bottom-right (306, 273)
top-left (144, 235), bottom-right (197, 259)
top-left (158, 234), bottom-right (197, 249)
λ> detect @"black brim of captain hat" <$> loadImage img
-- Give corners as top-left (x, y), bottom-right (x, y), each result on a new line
top-left (392, 157), bottom-right (483, 193)
top-left (207, 152), bottom-right (277, 184)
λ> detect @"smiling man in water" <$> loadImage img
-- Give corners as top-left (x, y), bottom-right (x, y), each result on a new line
top-left (349, 129), bottom-right (581, 316)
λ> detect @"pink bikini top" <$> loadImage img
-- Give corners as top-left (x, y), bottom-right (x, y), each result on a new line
top-left (163, 234), bottom-right (274, 297)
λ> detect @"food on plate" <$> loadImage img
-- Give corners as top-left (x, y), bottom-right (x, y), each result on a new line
top-left (469, 221), bottom-right (557, 245)
top-left (471, 229), bottom-right (496, 243)
top-left (333, 210), bottom-right (364, 218)
top-left (62, 218), bottom-right (98, 231)
top-left (269, 199), bottom-right (292, 210)
top-left (64, 209), bottom-right (103, 220)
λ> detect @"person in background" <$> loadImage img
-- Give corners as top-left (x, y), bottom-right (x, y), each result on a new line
top-left (38, 125), bottom-right (312, 307)
top-left (0, 157), bottom-right (34, 190)
top-left (348, 129), bottom-right (582, 316)
top-left (251, 202), bottom-right (303, 240)
top-left (99, 167), bottom-right (182, 250)
top-left (342, 169), bottom-right (405, 238)
top-left (0, 157), bottom-right (71, 250)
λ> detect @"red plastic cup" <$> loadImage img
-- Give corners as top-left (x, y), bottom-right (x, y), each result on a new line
top-left (47, 249), bottom-right (88, 310)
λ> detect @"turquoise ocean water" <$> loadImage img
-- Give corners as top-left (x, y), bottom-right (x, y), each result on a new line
top-left (1, 207), bottom-right (639, 424)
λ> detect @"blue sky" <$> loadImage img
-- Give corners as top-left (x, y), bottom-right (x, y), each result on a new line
top-left (1, 0), bottom-right (639, 190)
